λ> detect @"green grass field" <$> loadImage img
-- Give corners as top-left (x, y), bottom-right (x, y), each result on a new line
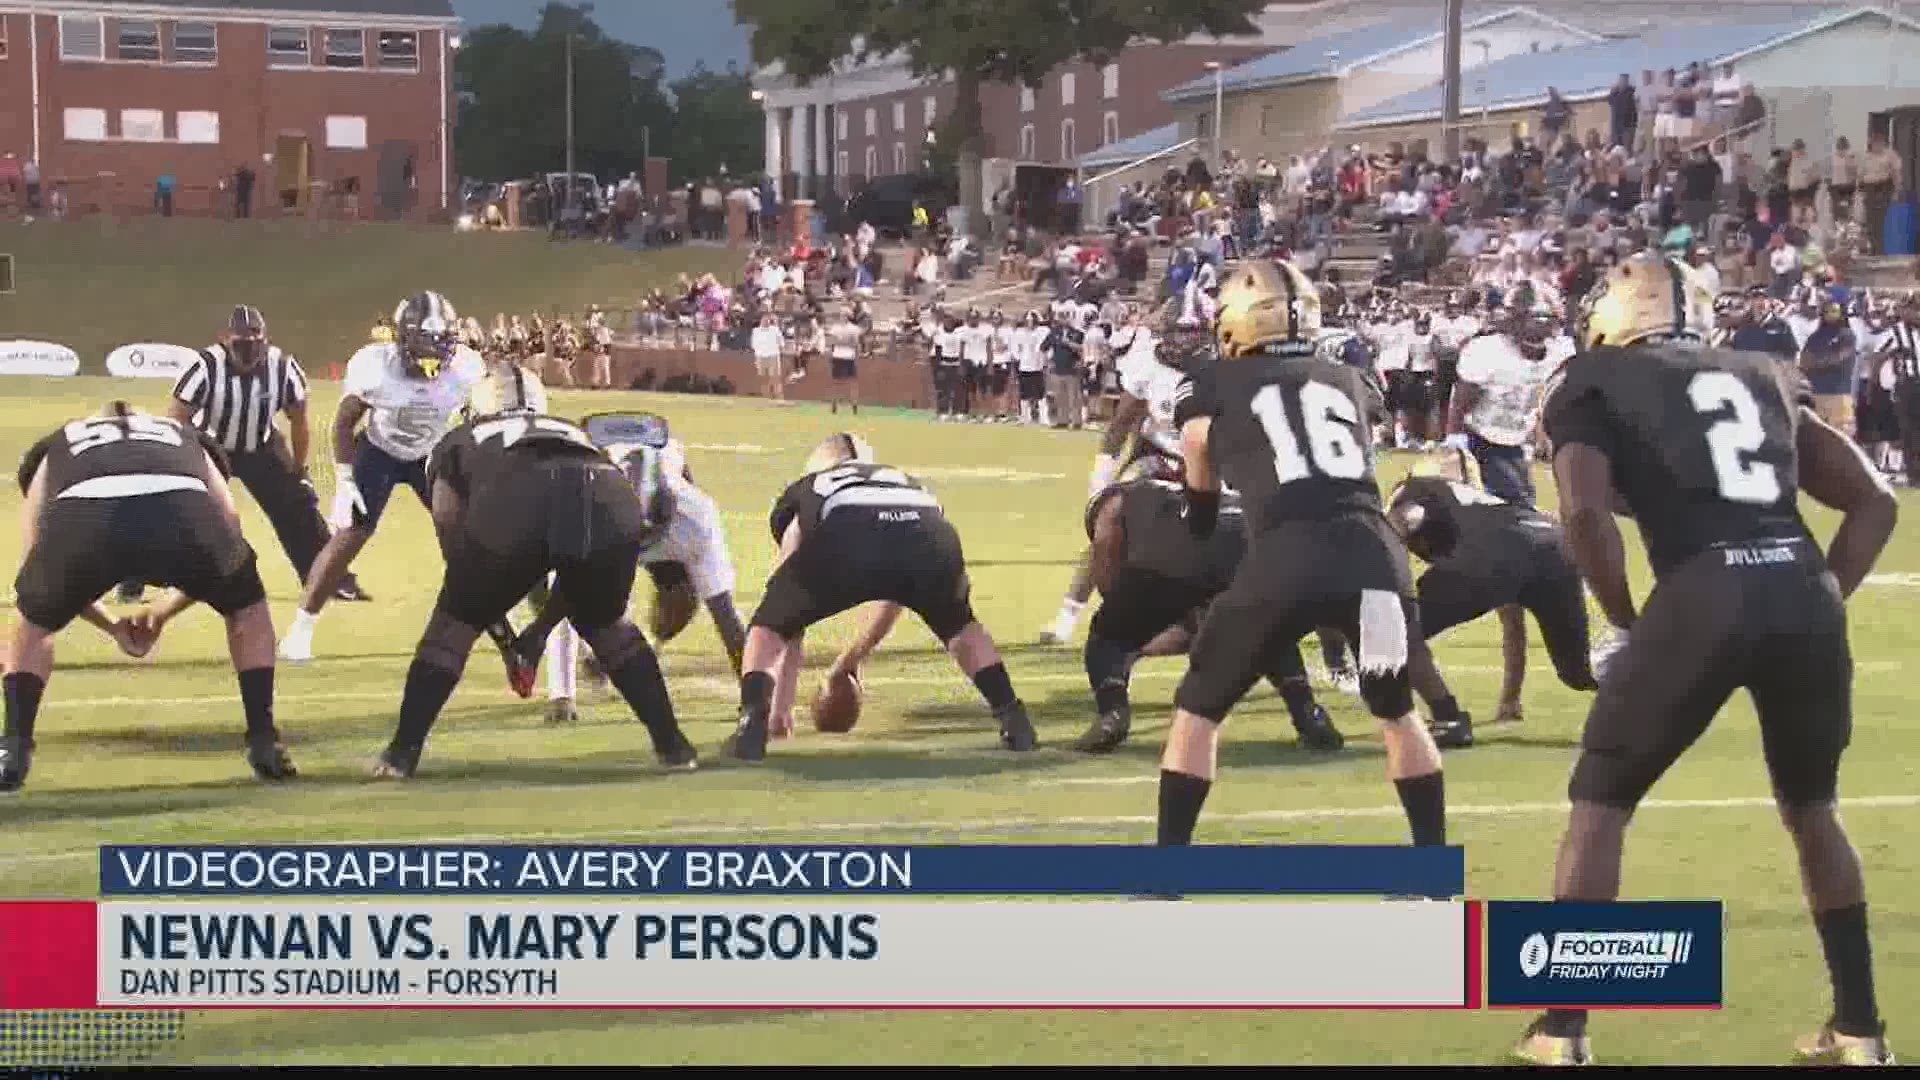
top-left (1, 375), bottom-right (1915, 1065)
top-left (0, 220), bottom-right (737, 372)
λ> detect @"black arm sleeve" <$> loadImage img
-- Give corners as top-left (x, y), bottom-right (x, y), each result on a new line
top-left (16, 433), bottom-right (55, 494)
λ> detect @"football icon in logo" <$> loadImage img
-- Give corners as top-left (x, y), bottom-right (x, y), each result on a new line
top-left (1519, 933), bottom-right (1551, 978)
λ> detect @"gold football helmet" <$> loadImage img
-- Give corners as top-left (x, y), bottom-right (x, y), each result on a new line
top-left (1577, 250), bottom-right (1714, 351)
top-left (1216, 260), bottom-right (1321, 357)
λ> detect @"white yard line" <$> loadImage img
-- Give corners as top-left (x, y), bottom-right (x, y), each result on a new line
top-left (5, 795), bottom-right (1915, 870)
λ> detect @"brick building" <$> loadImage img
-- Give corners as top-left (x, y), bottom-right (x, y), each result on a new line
top-left (0, 0), bottom-right (459, 218)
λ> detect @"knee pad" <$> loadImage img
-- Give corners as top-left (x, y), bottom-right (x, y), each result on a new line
top-left (1358, 667), bottom-right (1414, 721)
top-left (1567, 747), bottom-right (1660, 811)
top-left (416, 614), bottom-right (476, 675)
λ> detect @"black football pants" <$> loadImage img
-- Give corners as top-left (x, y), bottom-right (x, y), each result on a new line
top-left (228, 438), bottom-right (333, 583)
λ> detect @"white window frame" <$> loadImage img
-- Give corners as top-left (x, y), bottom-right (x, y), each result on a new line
top-left (120, 108), bottom-right (165, 142)
top-left (177, 111), bottom-right (221, 144)
top-left (325, 114), bottom-right (368, 149)
top-left (837, 150), bottom-right (850, 177)
top-left (1020, 86), bottom-right (1035, 113)
top-left (0, 16), bottom-right (11, 60)
top-left (323, 27), bottom-right (365, 69)
top-left (115, 18), bottom-right (160, 61)
top-left (171, 21), bottom-right (217, 64)
top-left (863, 145), bottom-right (878, 178)
top-left (893, 142), bottom-right (906, 174)
top-left (63, 107), bottom-right (108, 141)
top-left (1102, 63), bottom-right (1119, 100)
top-left (1102, 111), bottom-right (1120, 147)
top-left (864, 107), bottom-right (876, 137)
top-left (1061, 118), bottom-right (1076, 161)
top-left (376, 29), bottom-right (418, 72)
top-left (1019, 124), bottom-right (1036, 161)
top-left (892, 100), bottom-right (905, 131)
top-left (267, 26), bottom-right (310, 67)
top-left (1061, 72), bottom-right (1076, 106)
top-left (836, 111), bottom-right (848, 141)
top-left (924, 95), bottom-right (937, 126)
top-left (60, 15), bottom-right (104, 61)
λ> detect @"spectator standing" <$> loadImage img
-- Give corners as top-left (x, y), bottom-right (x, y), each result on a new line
top-left (235, 164), bottom-right (256, 219)
top-left (1831, 138), bottom-right (1860, 224)
top-left (1653, 69), bottom-right (1679, 155)
top-left (1861, 134), bottom-right (1901, 252)
top-left (1679, 146), bottom-right (1721, 235)
top-left (1800, 299), bottom-right (1858, 433)
top-left (1607, 74), bottom-right (1638, 151)
top-left (155, 173), bottom-right (176, 217)
top-left (22, 157), bottom-right (41, 214)
top-left (750, 312), bottom-right (786, 402)
top-left (1635, 70), bottom-right (1660, 155)
top-left (1042, 310), bottom-right (1085, 430)
top-left (1787, 140), bottom-right (1820, 226)
top-left (1710, 63), bottom-right (1744, 128)
top-left (1015, 311), bottom-right (1050, 424)
top-left (1541, 88), bottom-right (1572, 148)
top-left (826, 307), bottom-right (864, 416)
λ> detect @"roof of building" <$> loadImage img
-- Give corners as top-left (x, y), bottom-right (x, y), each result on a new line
top-left (1161, 6), bottom-right (1595, 103)
top-left (1338, 6), bottom-right (1914, 128)
top-left (1077, 123), bottom-right (1190, 170)
top-left (35, 0), bottom-right (457, 18)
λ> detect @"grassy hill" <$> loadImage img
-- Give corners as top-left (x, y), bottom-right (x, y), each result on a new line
top-left (0, 218), bottom-right (738, 373)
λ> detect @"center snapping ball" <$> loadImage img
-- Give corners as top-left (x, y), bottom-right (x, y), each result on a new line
top-left (810, 668), bottom-right (864, 733)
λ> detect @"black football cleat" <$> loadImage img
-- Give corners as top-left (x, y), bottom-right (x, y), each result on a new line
top-left (721, 714), bottom-right (768, 763)
top-left (246, 732), bottom-right (298, 782)
top-left (372, 742), bottom-right (422, 780)
top-left (1429, 710), bottom-right (1475, 750)
top-left (1293, 705), bottom-right (1345, 751)
top-left (334, 577), bottom-right (372, 602)
top-left (1072, 707), bottom-right (1131, 754)
top-left (0, 735), bottom-right (33, 792)
top-left (996, 700), bottom-right (1039, 752)
top-left (655, 735), bottom-right (699, 772)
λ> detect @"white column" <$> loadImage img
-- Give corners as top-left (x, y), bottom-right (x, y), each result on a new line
top-left (764, 106), bottom-right (785, 197)
top-left (812, 100), bottom-right (831, 197)
top-left (790, 105), bottom-right (812, 202)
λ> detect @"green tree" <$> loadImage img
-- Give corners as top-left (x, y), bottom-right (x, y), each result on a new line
top-left (669, 64), bottom-right (766, 185)
top-left (733, 0), bottom-right (1264, 234)
top-left (455, 3), bottom-right (673, 183)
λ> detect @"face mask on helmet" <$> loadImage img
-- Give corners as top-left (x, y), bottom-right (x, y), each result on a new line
top-left (227, 305), bottom-right (268, 368)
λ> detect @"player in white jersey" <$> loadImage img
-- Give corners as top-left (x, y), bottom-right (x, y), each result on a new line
top-left (279, 292), bottom-right (487, 665)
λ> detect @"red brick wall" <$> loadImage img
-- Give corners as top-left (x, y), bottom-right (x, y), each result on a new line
top-left (2, 14), bottom-right (451, 218)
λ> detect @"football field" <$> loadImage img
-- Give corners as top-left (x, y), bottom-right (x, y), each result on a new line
top-left (2, 376), bottom-right (1914, 1065)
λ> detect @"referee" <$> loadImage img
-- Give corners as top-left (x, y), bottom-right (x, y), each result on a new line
top-left (162, 305), bottom-right (365, 601)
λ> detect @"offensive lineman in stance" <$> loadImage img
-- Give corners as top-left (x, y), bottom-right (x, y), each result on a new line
top-left (1156, 261), bottom-right (1448, 853)
top-left (723, 434), bottom-right (1037, 761)
top-left (372, 406), bottom-right (696, 778)
top-left (1513, 252), bottom-right (1896, 1065)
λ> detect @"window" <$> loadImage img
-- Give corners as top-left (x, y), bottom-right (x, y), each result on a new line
top-left (63, 107), bottom-right (107, 141)
top-left (892, 101), bottom-right (905, 130)
top-left (325, 115), bottom-right (368, 149)
top-left (177, 111), bottom-right (220, 144)
top-left (121, 109), bottom-right (165, 142)
top-left (60, 16), bottom-right (103, 61)
top-left (377, 30), bottom-right (417, 71)
top-left (836, 112), bottom-right (848, 141)
top-left (863, 146), bottom-right (877, 178)
top-left (863, 107), bottom-right (875, 136)
top-left (837, 150), bottom-right (849, 176)
top-left (1020, 86), bottom-right (1035, 113)
top-left (1061, 72), bottom-right (1076, 107)
top-left (324, 28), bottom-right (364, 69)
top-left (893, 143), bottom-right (906, 173)
top-left (1, 18), bottom-right (9, 60)
top-left (171, 22), bottom-right (216, 64)
top-left (1061, 118), bottom-right (1076, 160)
top-left (1102, 111), bottom-right (1119, 147)
top-left (268, 26), bottom-right (310, 66)
top-left (115, 19), bottom-right (160, 61)
top-left (1102, 63), bottom-right (1119, 99)
top-left (924, 95), bottom-right (937, 125)
top-left (1019, 124), bottom-right (1035, 160)
top-left (1196, 113), bottom-right (1212, 139)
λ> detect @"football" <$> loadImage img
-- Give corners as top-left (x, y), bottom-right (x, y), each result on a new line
top-left (811, 668), bottom-right (864, 733)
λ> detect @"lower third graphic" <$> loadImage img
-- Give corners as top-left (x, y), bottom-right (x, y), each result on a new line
top-left (1487, 901), bottom-right (1722, 1008)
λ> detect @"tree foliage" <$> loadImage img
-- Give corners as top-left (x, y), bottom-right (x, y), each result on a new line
top-left (668, 65), bottom-right (765, 183)
top-left (733, 0), bottom-right (1264, 230)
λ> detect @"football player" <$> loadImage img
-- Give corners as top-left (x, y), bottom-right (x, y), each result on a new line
top-left (278, 294), bottom-right (506, 675)
top-left (722, 433), bottom-right (1037, 761)
top-left (1072, 467), bottom-right (1344, 754)
top-left (1156, 260), bottom-right (1448, 857)
top-left (1383, 452), bottom-right (1596, 750)
top-left (370, 404), bottom-right (696, 778)
top-left (1512, 252), bottom-right (1898, 1066)
top-left (3, 403), bottom-right (294, 791)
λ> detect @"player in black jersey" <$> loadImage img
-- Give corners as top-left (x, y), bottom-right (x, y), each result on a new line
top-left (1157, 260), bottom-right (1448, 855)
top-left (368, 406), bottom-right (695, 778)
top-left (723, 433), bottom-right (1036, 761)
top-left (1512, 252), bottom-right (1898, 1066)
top-left (1384, 453), bottom-right (1596, 750)
top-left (1073, 474), bottom-right (1344, 753)
top-left (4, 402), bottom-right (293, 791)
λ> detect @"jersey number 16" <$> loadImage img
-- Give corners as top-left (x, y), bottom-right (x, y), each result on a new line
top-left (1250, 381), bottom-right (1368, 484)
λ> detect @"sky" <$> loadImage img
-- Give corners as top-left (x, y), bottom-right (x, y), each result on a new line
top-left (451, 0), bottom-right (754, 80)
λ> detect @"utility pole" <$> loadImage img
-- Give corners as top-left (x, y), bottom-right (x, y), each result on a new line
top-left (1442, 0), bottom-right (1464, 164)
top-left (565, 29), bottom-right (576, 224)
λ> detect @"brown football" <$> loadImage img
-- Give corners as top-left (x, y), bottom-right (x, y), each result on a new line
top-left (810, 669), bottom-right (863, 733)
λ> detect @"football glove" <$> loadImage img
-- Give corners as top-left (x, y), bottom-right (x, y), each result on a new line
top-left (1590, 626), bottom-right (1631, 684)
top-left (329, 469), bottom-right (367, 532)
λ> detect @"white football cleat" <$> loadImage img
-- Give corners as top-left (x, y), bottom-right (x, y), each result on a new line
top-left (277, 630), bottom-right (314, 664)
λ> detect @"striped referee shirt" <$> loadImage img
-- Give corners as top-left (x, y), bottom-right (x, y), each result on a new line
top-left (1889, 323), bottom-right (1920, 385)
top-left (171, 343), bottom-right (309, 454)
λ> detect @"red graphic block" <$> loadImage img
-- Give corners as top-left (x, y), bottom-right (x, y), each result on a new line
top-left (0, 901), bottom-right (98, 1008)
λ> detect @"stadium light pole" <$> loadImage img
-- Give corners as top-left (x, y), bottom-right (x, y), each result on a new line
top-left (1442, 0), bottom-right (1464, 164)
top-left (564, 3), bottom-right (595, 227)
top-left (1204, 61), bottom-right (1224, 170)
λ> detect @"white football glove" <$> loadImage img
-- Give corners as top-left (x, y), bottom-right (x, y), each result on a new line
top-left (1441, 432), bottom-right (1471, 452)
top-left (1089, 453), bottom-right (1118, 498)
top-left (1590, 626), bottom-right (1631, 684)
top-left (329, 470), bottom-right (367, 532)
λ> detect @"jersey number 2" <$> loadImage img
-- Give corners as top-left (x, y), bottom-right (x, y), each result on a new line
top-left (1688, 372), bottom-right (1781, 505)
top-left (1251, 382), bottom-right (1366, 483)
